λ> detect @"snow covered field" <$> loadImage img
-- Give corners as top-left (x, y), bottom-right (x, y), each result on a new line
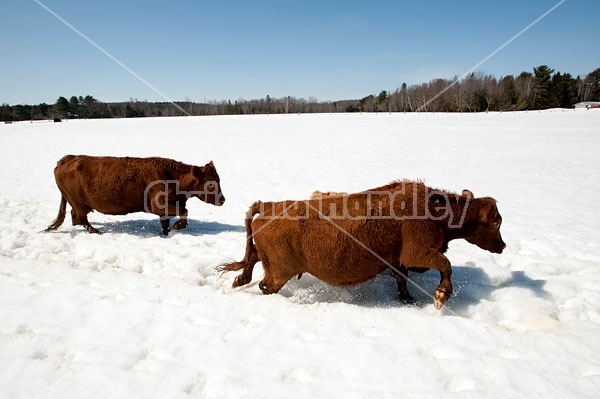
top-left (1, 110), bottom-right (599, 398)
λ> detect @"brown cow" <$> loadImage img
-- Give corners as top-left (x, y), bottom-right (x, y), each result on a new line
top-left (45, 155), bottom-right (225, 235)
top-left (219, 180), bottom-right (505, 309)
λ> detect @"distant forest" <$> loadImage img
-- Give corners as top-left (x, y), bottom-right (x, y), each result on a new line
top-left (2, 65), bottom-right (599, 122)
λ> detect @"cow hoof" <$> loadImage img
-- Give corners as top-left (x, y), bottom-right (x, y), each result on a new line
top-left (433, 287), bottom-right (449, 309)
top-left (173, 221), bottom-right (187, 230)
top-left (233, 274), bottom-right (250, 288)
top-left (259, 281), bottom-right (273, 295)
top-left (398, 292), bottom-right (416, 305)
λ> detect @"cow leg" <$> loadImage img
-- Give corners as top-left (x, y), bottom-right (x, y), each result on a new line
top-left (172, 207), bottom-right (188, 230)
top-left (70, 209), bottom-right (77, 225)
top-left (71, 206), bottom-right (100, 234)
top-left (229, 233), bottom-right (261, 288)
top-left (435, 267), bottom-right (453, 310)
top-left (80, 214), bottom-right (100, 234)
top-left (259, 273), bottom-right (293, 295)
top-left (85, 224), bottom-right (101, 234)
top-left (400, 248), bottom-right (452, 309)
top-left (150, 200), bottom-right (182, 235)
top-left (393, 265), bottom-right (415, 304)
top-left (258, 255), bottom-right (297, 295)
top-left (233, 261), bottom-right (256, 288)
top-left (160, 217), bottom-right (171, 236)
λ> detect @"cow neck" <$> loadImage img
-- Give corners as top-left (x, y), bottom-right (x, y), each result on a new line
top-left (443, 198), bottom-right (481, 240)
top-left (174, 165), bottom-right (197, 192)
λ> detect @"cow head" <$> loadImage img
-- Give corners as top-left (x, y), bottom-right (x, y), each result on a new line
top-left (193, 161), bottom-right (226, 206)
top-left (462, 191), bottom-right (506, 254)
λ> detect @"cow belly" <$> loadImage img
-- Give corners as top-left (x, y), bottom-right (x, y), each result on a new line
top-left (304, 247), bottom-right (392, 287)
top-left (253, 218), bottom-right (398, 288)
top-left (303, 221), bottom-right (399, 286)
top-left (84, 193), bottom-right (146, 215)
top-left (93, 204), bottom-right (144, 215)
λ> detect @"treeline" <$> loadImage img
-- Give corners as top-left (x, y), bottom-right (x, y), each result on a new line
top-left (367, 65), bottom-right (600, 113)
top-left (2, 65), bottom-right (599, 122)
top-left (0, 94), bottom-right (358, 121)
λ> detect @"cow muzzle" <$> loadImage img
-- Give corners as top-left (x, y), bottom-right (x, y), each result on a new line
top-left (493, 241), bottom-right (506, 254)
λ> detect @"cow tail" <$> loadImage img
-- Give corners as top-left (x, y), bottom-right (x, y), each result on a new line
top-left (44, 195), bottom-right (67, 232)
top-left (217, 201), bottom-right (262, 274)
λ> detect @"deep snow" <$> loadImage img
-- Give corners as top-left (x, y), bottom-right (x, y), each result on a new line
top-left (1, 110), bottom-right (600, 398)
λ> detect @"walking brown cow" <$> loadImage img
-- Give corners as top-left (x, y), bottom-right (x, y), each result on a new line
top-left (219, 180), bottom-right (505, 309)
top-left (45, 155), bottom-right (225, 235)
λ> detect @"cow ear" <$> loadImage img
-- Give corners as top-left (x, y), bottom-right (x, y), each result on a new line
top-left (193, 165), bottom-right (204, 176)
top-left (462, 189), bottom-right (474, 199)
top-left (478, 198), bottom-right (497, 223)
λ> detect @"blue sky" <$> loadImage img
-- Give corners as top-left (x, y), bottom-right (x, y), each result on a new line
top-left (1, 0), bottom-right (599, 104)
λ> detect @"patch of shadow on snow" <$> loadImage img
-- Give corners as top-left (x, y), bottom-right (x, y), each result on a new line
top-left (276, 265), bottom-right (550, 315)
top-left (278, 272), bottom-right (400, 307)
top-left (448, 266), bottom-right (550, 312)
top-left (92, 218), bottom-right (244, 237)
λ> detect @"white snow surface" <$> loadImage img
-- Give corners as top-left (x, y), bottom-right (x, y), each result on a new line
top-left (1, 110), bottom-right (600, 398)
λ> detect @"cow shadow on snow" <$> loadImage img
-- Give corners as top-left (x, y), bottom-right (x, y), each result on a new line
top-left (93, 218), bottom-right (245, 237)
top-left (439, 266), bottom-right (550, 314)
top-left (278, 264), bottom-right (549, 314)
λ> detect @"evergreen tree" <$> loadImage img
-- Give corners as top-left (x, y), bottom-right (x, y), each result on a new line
top-left (550, 72), bottom-right (578, 108)
top-left (53, 97), bottom-right (70, 116)
top-left (496, 75), bottom-right (518, 110)
top-left (12, 105), bottom-right (32, 120)
top-left (400, 82), bottom-right (408, 111)
top-left (81, 95), bottom-right (99, 118)
top-left (532, 65), bottom-right (555, 109)
top-left (0, 103), bottom-right (13, 121)
top-left (584, 67), bottom-right (600, 101)
top-left (69, 96), bottom-right (80, 116)
top-left (38, 103), bottom-right (51, 117)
